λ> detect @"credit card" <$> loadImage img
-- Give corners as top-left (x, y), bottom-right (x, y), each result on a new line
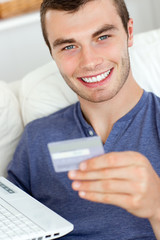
top-left (48, 136), bottom-right (104, 172)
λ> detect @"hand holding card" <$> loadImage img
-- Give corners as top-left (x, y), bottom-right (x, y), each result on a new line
top-left (48, 136), bottom-right (104, 172)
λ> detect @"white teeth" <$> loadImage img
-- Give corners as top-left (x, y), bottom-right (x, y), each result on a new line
top-left (81, 70), bottom-right (111, 83)
top-left (97, 75), bottom-right (101, 81)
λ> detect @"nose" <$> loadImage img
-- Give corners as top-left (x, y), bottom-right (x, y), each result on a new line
top-left (79, 45), bottom-right (103, 71)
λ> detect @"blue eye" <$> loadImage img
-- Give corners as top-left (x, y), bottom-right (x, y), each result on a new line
top-left (99, 35), bottom-right (108, 41)
top-left (64, 45), bottom-right (75, 50)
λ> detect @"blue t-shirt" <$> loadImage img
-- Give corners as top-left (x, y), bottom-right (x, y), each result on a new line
top-left (7, 91), bottom-right (160, 240)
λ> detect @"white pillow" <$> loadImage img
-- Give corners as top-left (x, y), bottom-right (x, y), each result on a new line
top-left (19, 61), bottom-right (78, 125)
top-left (20, 28), bottom-right (160, 125)
top-left (130, 28), bottom-right (160, 96)
top-left (0, 81), bottom-right (23, 177)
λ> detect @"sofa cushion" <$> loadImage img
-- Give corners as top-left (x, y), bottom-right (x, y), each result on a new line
top-left (19, 61), bottom-right (78, 125)
top-left (130, 28), bottom-right (160, 96)
top-left (20, 28), bottom-right (160, 125)
top-left (0, 81), bottom-right (23, 177)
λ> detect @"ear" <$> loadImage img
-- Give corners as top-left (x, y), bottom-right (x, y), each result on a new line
top-left (127, 18), bottom-right (134, 47)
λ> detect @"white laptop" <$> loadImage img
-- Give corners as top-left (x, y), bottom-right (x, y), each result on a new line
top-left (0, 177), bottom-right (74, 240)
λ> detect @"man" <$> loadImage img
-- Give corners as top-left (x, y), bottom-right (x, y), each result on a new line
top-left (7, 0), bottom-right (160, 239)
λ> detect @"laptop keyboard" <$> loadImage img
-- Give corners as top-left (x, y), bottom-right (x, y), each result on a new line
top-left (0, 202), bottom-right (44, 240)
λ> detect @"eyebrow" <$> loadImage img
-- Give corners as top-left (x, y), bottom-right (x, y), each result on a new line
top-left (53, 38), bottom-right (76, 48)
top-left (52, 24), bottom-right (118, 48)
top-left (92, 24), bottom-right (118, 38)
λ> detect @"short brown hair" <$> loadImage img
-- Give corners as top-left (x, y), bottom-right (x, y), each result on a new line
top-left (40, 0), bottom-right (130, 52)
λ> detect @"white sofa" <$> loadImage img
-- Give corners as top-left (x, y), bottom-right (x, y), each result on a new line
top-left (0, 28), bottom-right (160, 177)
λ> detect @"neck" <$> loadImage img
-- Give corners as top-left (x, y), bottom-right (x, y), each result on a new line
top-left (78, 74), bottom-right (143, 143)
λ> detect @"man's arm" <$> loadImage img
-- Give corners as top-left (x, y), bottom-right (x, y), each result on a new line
top-left (68, 151), bottom-right (160, 239)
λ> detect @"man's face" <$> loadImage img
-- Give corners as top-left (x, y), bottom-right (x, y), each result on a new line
top-left (45, 0), bottom-right (133, 103)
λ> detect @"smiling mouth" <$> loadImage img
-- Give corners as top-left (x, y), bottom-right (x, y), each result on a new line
top-left (80, 69), bottom-right (112, 83)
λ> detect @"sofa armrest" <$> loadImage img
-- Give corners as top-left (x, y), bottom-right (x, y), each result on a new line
top-left (0, 81), bottom-right (23, 177)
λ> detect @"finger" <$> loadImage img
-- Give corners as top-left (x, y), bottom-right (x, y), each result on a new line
top-left (68, 166), bottom-right (138, 181)
top-left (79, 151), bottom-right (146, 171)
top-left (72, 179), bottom-right (136, 195)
